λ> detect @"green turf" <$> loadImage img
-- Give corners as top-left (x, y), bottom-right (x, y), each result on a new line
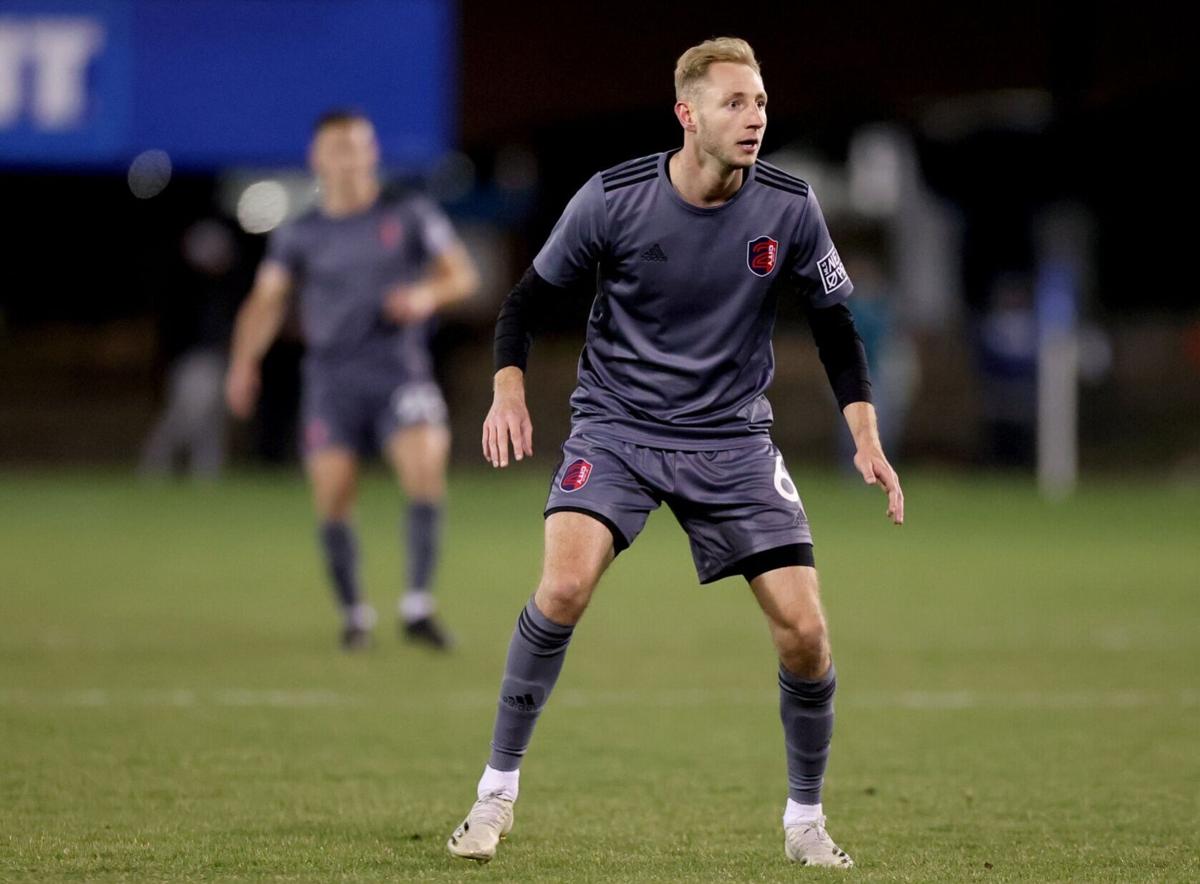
top-left (1, 467), bottom-right (1197, 882)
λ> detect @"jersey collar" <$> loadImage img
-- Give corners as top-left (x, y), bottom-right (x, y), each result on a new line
top-left (658, 148), bottom-right (757, 216)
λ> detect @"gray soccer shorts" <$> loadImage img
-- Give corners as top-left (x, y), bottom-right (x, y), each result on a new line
top-left (544, 430), bottom-right (814, 583)
top-left (302, 363), bottom-right (447, 457)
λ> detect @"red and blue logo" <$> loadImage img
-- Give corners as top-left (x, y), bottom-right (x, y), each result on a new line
top-left (378, 215), bottom-right (404, 251)
top-left (304, 418), bottom-right (331, 453)
top-left (560, 458), bottom-right (593, 492)
top-left (747, 235), bottom-right (778, 277)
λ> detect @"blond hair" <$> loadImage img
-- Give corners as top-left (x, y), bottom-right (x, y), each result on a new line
top-left (674, 37), bottom-right (761, 101)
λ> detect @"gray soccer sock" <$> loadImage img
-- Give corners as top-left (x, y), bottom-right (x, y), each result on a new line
top-left (778, 661), bottom-right (837, 805)
top-left (318, 520), bottom-right (361, 615)
top-left (488, 598), bottom-right (575, 771)
top-left (405, 501), bottom-right (443, 595)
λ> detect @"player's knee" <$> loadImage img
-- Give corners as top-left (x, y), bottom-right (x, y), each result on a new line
top-left (777, 615), bottom-right (829, 676)
top-left (534, 574), bottom-right (592, 625)
top-left (402, 473), bottom-right (446, 500)
top-left (315, 488), bottom-right (355, 521)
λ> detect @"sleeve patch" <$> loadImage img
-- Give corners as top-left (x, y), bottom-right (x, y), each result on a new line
top-left (818, 245), bottom-right (849, 295)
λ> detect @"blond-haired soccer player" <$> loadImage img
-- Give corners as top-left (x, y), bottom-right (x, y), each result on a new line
top-left (226, 111), bottom-right (479, 650)
top-left (448, 39), bottom-right (902, 867)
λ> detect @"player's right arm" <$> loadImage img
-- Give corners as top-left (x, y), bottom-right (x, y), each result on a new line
top-left (483, 174), bottom-right (608, 468)
top-left (225, 260), bottom-right (293, 418)
top-left (483, 364), bottom-right (531, 468)
top-left (483, 267), bottom-right (565, 467)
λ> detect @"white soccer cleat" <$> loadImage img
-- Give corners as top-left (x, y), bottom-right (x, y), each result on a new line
top-left (446, 791), bottom-right (514, 863)
top-left (784, 816), bottom-right (854, 868)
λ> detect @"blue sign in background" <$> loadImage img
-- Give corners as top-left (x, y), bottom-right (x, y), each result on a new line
top-left (0, 0), bottom-right (453, 169)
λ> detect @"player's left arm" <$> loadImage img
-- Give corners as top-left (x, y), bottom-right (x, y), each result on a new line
top-left (791, 186), bottom-right (903, 524)
top-left (805, 301), bottom-right (904, 525)
top-left (843, 400), bottom-right (904, 526)
top-left (384, 242), bottom-right (480, 324)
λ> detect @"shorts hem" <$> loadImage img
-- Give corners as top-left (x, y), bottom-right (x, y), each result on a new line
top-left (544, 505), bottom-right (630, 553)
top-left (302, 439), bottom-right (361, 459)
top-left (381, 416), bottom-right (449, 439)
top-left (697, 537), bottom-right (815, 584)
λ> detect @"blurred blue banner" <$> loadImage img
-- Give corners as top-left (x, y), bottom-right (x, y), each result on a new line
top-left (0, 0), bottom-right (453, 170)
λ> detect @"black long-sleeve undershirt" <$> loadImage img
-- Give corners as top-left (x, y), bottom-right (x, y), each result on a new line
top-left (493, 266), bottom-right (559, 372)
top-left (803, 300), bottom-right (873, 410)
top-left (493, 265), bottom-right (872, 410)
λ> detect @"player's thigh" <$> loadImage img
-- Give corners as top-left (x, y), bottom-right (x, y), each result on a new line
top-left (749, 565), bottom-right (826, 632)
top-left (305, 447), bottom-right (360, 520)
top-left (748, 565), bottom-right (831, 672)
top-left (384, 423), bottom-right (450, 500)
top-left (535, 510), bottom-right (617, 625)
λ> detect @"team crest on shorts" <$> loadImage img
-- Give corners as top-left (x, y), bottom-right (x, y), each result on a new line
top-left (305, 418), bottom-right (330, 452)
top-left (560, 458), bottom-right (593, 492)
top-left (747, 235), bottom-right (778, 277)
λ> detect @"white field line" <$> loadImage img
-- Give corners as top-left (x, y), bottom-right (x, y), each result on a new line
top-left (0, 688), bottom-right (1197, 710)
top-left (0, 688), bottom-right (357, 708)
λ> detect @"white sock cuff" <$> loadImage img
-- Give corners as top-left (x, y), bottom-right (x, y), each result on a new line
top-left (477, 764), bottom-right (519, 802)
top-left (399, 591), bottom-right (435, 622)
top-left (346, 603), bottom-right (377, 630)
top-left (783, 798), bottom-right (823, 827)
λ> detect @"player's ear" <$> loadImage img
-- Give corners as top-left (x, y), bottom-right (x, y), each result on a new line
top-left (674, 99), bottom-right (697, 133)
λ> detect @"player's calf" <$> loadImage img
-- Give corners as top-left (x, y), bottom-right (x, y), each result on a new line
top-left (489, 599), bottom-right (575, 769)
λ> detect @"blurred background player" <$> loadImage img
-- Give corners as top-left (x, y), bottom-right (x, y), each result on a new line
top-left (139, 216), bottom-right (250, 480)
top-left (224, 110), bottom-right (479, 650)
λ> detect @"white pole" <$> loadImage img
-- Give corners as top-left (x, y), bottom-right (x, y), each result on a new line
top-left (1034, 205), bottom-right (1091, 500)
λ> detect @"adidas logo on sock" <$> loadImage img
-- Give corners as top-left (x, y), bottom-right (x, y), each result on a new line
top-left (502, 692), bottom-right (536, 712)
top-left (640, 243), bottom-right (668, 262)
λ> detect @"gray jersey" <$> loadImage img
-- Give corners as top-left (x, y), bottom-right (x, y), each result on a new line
top-left (266, 193), bottom-right (459, 375)
top-left (534, 150), bottom-right (853, 449)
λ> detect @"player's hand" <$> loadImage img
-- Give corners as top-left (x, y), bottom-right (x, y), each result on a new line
top-left (482, 369), bottom-right (533, 468)
top-left (224, 360), bottom-right (261, 419)
top-left (854, 445), bottom-right (904, 525)
top-left (384, 283), bottom-right (438, 325)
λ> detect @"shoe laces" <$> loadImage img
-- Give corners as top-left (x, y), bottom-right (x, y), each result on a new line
top-left (789, 815), bottom-right (831, 841)
top-left (471, 791), bottom-right (510, 828)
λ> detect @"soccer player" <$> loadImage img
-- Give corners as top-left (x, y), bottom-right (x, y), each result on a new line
top-left (225, 111), bottom-right (479, 650)
top-left (447, 38), bottom-right (903, 867)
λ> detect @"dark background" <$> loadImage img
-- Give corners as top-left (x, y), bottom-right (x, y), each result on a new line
top-left (1, 0), bottom-right (1195, 471)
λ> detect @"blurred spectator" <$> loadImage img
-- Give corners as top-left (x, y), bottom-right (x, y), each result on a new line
top-left (838, 250), bottom-right (919, 465)
top-left (974, 273), bottom-right (1038, 468)
top-left (139, 217), bottom-right (249, 478)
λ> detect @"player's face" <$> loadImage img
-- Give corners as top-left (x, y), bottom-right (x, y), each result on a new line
top-left (310, 119), bottom-right (380, 188)
top-left (692, 62), bottom-right (767, 169)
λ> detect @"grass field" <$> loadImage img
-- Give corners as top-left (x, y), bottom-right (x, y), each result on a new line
top-left (1, 467), bottom-right (1197, 882)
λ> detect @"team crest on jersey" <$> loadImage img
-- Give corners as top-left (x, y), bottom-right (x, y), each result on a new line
top-left (747, 235), bottom-right (778, 277)
top-left (817, 244), bottom-right (849, 294)
top-left (378, 215), bottom-right (404, 251)
top-left (560, 458), bottom-right (593, 492)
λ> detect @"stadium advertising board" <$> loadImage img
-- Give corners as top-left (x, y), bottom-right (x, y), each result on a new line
top-left (0, 0), bottom-right (452, 169)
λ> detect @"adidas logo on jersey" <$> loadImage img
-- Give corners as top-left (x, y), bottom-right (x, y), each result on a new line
top-left (640, 243), bottom-right (668, 262)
